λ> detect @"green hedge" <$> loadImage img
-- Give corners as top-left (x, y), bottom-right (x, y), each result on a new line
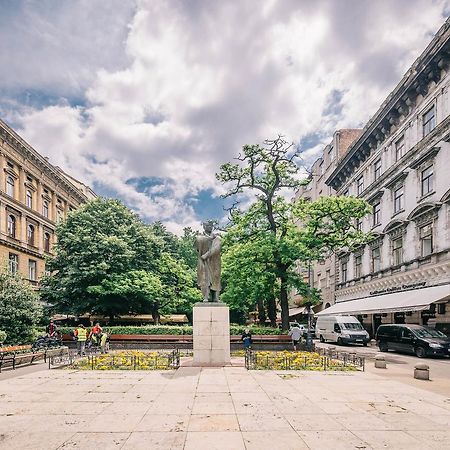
top-left (51, 325), bottom-right (283, 336)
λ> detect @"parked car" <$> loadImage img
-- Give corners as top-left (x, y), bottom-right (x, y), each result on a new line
top-left (315, 315), bottom-right (370, 346)
top-left (376, 324), bottom-right (450, 358)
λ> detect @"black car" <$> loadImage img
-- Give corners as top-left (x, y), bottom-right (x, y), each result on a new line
top-left (376, 324), bottom-right (450, 358)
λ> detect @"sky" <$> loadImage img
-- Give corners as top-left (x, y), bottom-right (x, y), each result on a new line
top-left (0, 0), bottom-right (449, 233)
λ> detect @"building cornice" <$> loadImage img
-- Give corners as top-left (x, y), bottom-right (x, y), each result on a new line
top-left (326, 18), bottom-right (450, 190)
top-left (0, 118), bottom-right (92, 203)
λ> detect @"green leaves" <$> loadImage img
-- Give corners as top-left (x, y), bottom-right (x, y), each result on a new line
top-left (0, 270), bottom-right (42, 344)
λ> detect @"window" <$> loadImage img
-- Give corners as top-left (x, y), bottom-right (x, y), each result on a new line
top-left (27, 224), bottom-right (35, 246)
top-left (9, 253), bottom-right (18, 274)
top-left (392, 237), bottom-right (403, 266)
top-left (26, 190), bottom-right (33, 208)
top-left (6, 176), bottom-right (14, 197)
top-left (56, 210), bottom-right (63, 223)
top-left (356, 176), bottom-right (364, 195)
top-left (355, 254), bottom-right (362, 278)
top-left (28, 260), bottom-right (37, 281)
top-left (319, 162), bottom-right (324, 176)
top-left (373, 159), bottom-right (382, 181)
top-left (422, 106), bottom-right (436, 136)
top-left (393, 186), bottom-right (404, 213)
top-left (395, 136), bottom-right (405, 161)
top-left (43, 200), bottom-right (49, 218)
top-left (356, 218), bottom-right (363, 232)
top-left (326, 270), bottom-right (331, 288)
top-left (341, 261), bottom-right (348, 283)
top-left (421, 165), bottom-right (433, 196)
top-left (373, 202), bottom-right (381, 226)
top-left (342, 188), bottom-right (349, 197)
top-left (7, 215), bottom-right (16, 238)
top-left (372, 247), bottom-right (381, 272)
top-left (44, 232), bottom-right (51, 253)
top-left (420, 224), bottom-right (433, 257)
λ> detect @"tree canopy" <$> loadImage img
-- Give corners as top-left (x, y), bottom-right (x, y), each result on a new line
top-left (0, 269), bottom-right (42, 344)
top-left (217, 137), bottom-right (371, 330)
top-left (41, 198), bottom-right (201, 321)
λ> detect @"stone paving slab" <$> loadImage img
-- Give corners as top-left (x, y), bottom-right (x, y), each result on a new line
top-left (1, 367), bottom-right (450, 449)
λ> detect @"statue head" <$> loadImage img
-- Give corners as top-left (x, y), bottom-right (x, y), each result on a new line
top-left (202, 220), bottom-right (216, 234)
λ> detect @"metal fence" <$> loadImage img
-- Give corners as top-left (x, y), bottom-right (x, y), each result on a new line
top-left (244, 349), bottom-right (364, 371)
top-left (85, 349), bottom-right (180, 370)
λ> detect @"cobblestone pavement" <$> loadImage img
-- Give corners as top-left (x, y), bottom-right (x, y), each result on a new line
top-left (0, 364), bottom-right (450, 449)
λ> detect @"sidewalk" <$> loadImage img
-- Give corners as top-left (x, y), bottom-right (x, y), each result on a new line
top-left (0, 365), bottom-right (449, 449)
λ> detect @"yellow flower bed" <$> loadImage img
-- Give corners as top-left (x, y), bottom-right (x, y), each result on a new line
top-left (71, 350), bottom-right (176, 371)
top-left (249, 350), bottom-right (357, 371)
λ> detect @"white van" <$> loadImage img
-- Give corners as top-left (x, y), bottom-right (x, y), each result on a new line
top-left (315, 315), bottom-right (370, 346)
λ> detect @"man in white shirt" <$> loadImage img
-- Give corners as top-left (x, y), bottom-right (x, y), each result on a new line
top-left (288, 326), bottom-right (302, 351)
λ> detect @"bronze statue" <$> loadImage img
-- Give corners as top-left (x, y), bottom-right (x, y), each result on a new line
top-left (195, 220), bottom-right (221, 302)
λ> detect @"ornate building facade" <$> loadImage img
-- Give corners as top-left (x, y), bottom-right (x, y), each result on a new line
top-left (0, 118), bottom-right (95, 286)
top-left (318, 19), bottom-right (450, 336)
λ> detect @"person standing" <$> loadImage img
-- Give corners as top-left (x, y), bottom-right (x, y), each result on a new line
top-left (241, 329), bottom-right (252, 350)
top-left (288, 326), bottom-right (302, 351)
top-left (74, 324), bottom-right (87, 356)
top-left (100, 332), bottom-right (109, 354)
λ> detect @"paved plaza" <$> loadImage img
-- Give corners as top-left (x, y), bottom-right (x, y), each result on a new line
top-left (0, 365), bottom-right (450, 449)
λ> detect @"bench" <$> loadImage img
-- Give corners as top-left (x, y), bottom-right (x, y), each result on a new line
top-left (0, 345), bottom-right (44, 372)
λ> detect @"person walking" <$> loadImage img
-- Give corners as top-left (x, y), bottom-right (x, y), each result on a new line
top-left (241, 329), bottom-right (252, 350)
top-left (288, 326), bottom-right (302, 351)
top-left (74, 324), bottom-right (87, 356)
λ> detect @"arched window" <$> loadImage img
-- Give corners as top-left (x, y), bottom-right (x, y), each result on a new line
top-left (6, 176), bottom-right (14, 197)
top-left (7, 215), bottom-right (16, 238)
top-left (27, 224), bottom-right (35, 246)
top-left (43, 200), bottom-right (49, 218)
top-left (44, 232), bottom-right (51, 253)
top-left (26, 190), bottom-right (33, 208)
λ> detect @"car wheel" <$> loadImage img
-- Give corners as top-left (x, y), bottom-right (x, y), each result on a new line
top-left (378, 343), bottom-right (388, 352)
top-left (337, 337), bottom-right (343, 346)
top-left (415, 346), bottom-right (426, 358)
top-left (319, 335), bottom-right (325, 343)
top-left (363, 342), bottom-right (368, 347)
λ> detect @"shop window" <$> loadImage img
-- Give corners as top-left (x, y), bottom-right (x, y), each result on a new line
top-left (420, 224), bottom-right (433, 257)
top-left (437, 303), bottom-right (446, 315)
top-left (422, 106), bottom-right (436, 136)
top-left (9, 253), bottom-right (18, 274)
top-left (392, 236), bottom-right (403, 266)
top-left (7, 215), bottom-right (16, 238)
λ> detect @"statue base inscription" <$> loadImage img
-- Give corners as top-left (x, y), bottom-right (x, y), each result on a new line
top-left (193, 302), bottom-right (230, 367)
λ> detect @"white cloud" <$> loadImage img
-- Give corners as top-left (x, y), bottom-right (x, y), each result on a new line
top-left (1, 0), bottom-right (449, 233)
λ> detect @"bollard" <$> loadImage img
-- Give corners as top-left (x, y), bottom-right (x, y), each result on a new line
top-left (414, 363), bottom-right (429, 380)
top-left (374, 354), bottom-right (386, 369)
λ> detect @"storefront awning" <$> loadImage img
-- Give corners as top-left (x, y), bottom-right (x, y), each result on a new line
top-left (316, 284), bottom-right (450, 317)
top-left (289, 307), bottom-right (307, 317)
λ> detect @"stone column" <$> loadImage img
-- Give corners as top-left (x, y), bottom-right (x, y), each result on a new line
top-left (193, 303), bottom-right (230, 367)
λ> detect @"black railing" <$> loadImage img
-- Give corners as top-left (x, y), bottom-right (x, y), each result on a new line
top-left (84, 349), bottom-right (180, 370)
top-left (244, 349), bottom-right (364, 371)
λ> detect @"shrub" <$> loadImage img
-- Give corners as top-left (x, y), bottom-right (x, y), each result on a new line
top-left (0, 330), bottom-right (7, 344)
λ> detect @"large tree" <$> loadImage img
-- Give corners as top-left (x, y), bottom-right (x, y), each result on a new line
top-left (218, 137), bottom-right (370, 330)
top-left (41, 198), bottom-right (200, 321)
top-left (0, 270), bottom-right (42, 344)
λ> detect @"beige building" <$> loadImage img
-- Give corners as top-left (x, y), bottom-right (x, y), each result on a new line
top-left (319, 18), bottom-right (450, 337)
top-left (0, 118), bottom-right (95, 286)
top-left (291, 129), bottom-right (361, 314)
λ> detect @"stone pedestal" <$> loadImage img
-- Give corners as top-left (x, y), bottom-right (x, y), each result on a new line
top-left (193, 302), bottom-right (230, 366)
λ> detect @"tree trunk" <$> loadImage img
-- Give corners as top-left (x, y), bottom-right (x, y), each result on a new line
top-left (280, 277), bottom-right (290, 331)
top-left (152, 308), bottom-right (160, 325)
top-left (267, 294), bottom-right (277, 327)
top-left (257, 298), bottom-right (266, 324)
